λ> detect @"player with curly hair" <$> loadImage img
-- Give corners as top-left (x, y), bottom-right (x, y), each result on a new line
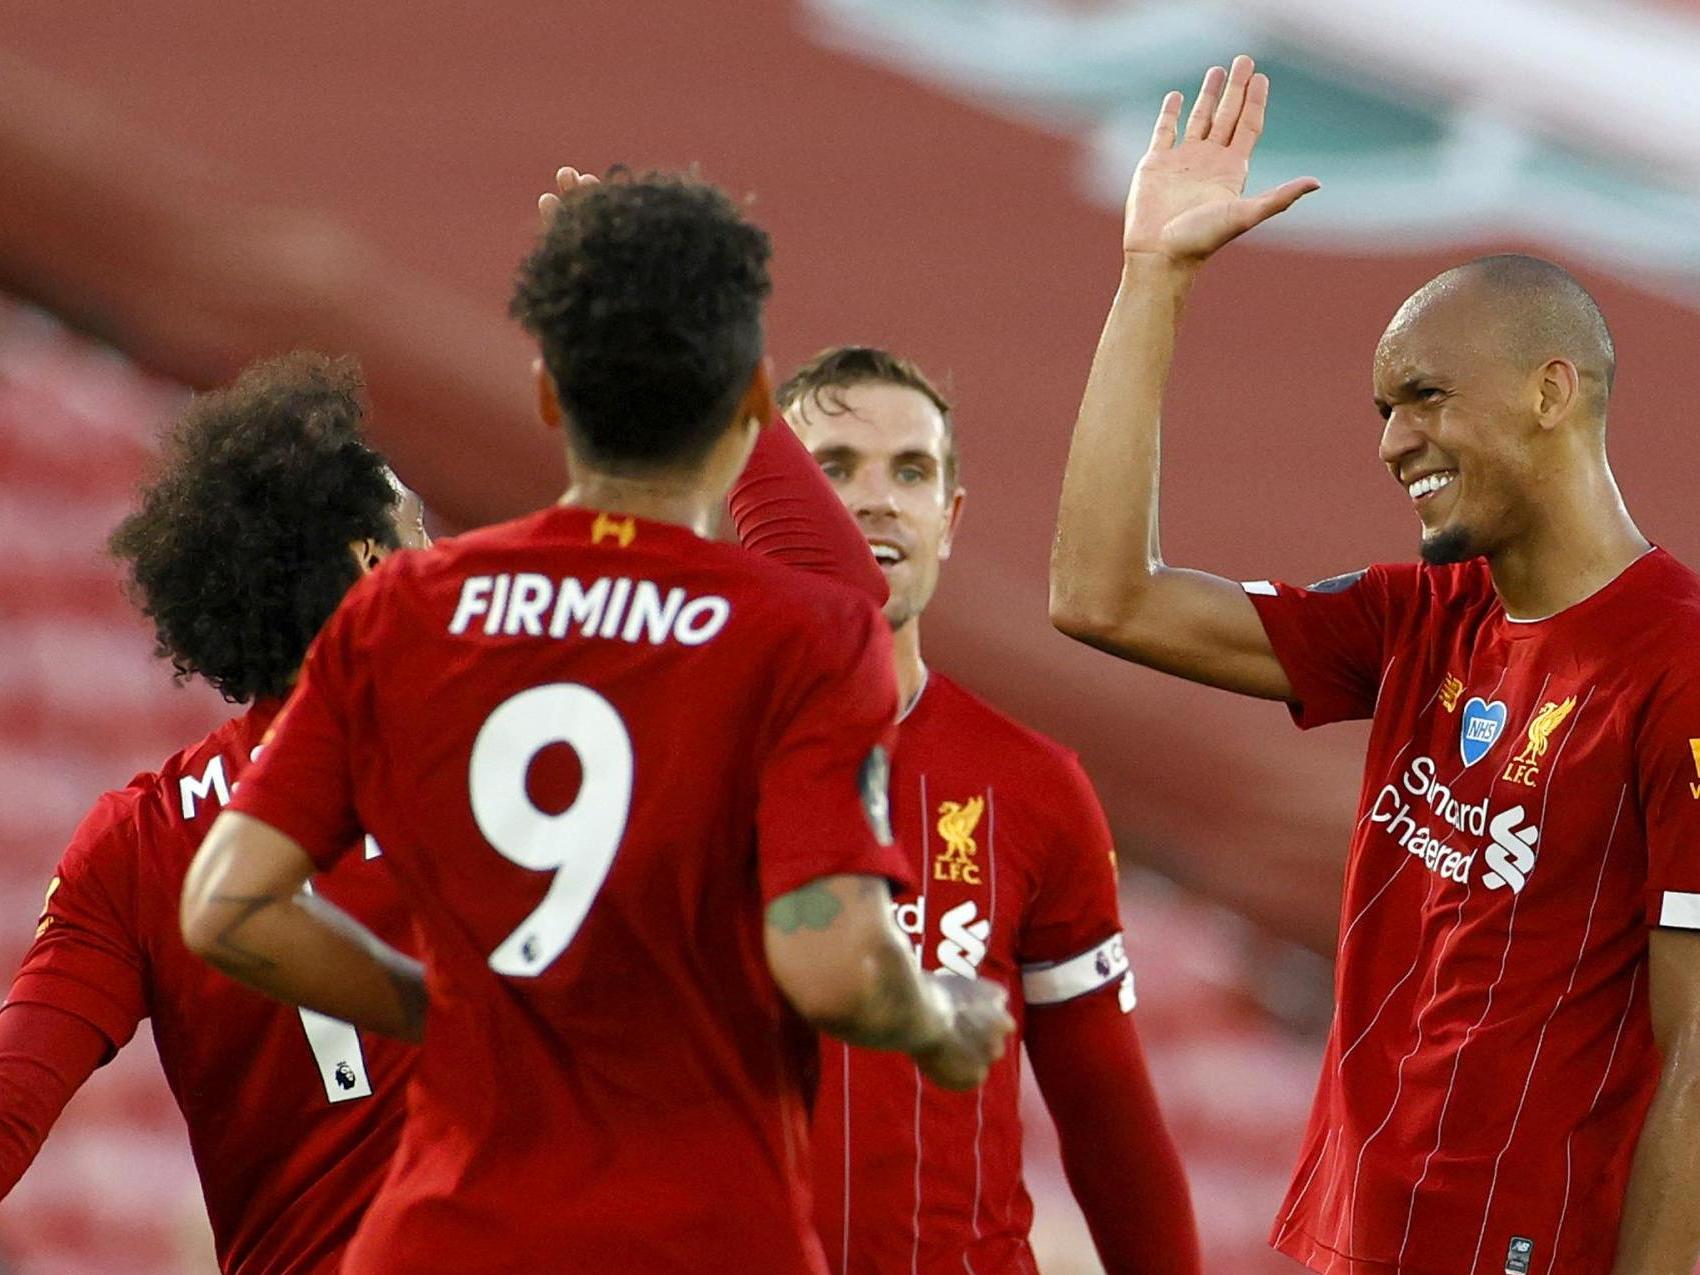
top-left (0, 350), bottom-right (425, 1275)
top-left (181, 169), bottom-right (1012, 1275)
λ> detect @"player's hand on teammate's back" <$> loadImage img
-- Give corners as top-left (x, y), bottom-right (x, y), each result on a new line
top-left (914, 974), bottom-right (1015, 1092)
top-left (1125, 54), bottom-right (1319, 264)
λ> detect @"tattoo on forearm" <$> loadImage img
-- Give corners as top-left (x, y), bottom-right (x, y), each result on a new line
top-left (766, 881), bottom-right (844, 934)
top-left (206, 892), bottom-right (284, 975)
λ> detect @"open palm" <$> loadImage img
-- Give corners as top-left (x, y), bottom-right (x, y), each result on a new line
top-left (1124, 56), bottom-right (1319, 262)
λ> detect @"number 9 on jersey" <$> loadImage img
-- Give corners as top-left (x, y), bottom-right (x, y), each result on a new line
top-left (469, 683), bottom-right (634, 977)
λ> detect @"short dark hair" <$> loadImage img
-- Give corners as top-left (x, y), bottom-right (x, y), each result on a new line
top-left (776, 345), bottom-right (958, 487)
top-left (109, 352), bottom-right (400, 704)
top-left (510, 171), bottom-right (772, 475)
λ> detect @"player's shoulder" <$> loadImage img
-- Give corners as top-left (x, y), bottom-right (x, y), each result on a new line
top-left (1620, 550), bottom-right (1700, 679)
top-left (1325, 558), bottom-right (1499, 625)
top-left (57, 714), bottom-right (240, 873)
top-left (1371, 558), bottom-right (1495, 606)
top-left (1637, 547), bottom-right (1700, 622)
top-left (62, 782), bottom-right (148, 868)
top-left (919, 672), bottom-right (1084, 778)
top-left (120, 710), bottom-right (259, 845)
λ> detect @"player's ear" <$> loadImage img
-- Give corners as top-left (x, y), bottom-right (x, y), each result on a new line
top-left (534, 358), bottom-right (565, 432)
top-left (1534, 357), bottom-right (1581, 430)
top-left (937, 487), bottom-right (966, 562)
top-left (349, 538), bottom-right (389, 576)
top-left (740, 357), bottom-right (777, 433)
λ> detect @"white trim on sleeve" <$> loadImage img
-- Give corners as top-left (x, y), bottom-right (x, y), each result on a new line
top-left (1242, 580), bottom-right (1278, 597)
top-left (1022, 933), bottom-right (1131, 1007)
top-left (1659, 891), bottom-right (1700, 930)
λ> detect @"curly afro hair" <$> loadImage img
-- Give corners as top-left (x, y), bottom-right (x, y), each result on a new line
top-left (510, 170), bottom-right (772, 475)
top-left (109, 351), bottom-right (400, 704)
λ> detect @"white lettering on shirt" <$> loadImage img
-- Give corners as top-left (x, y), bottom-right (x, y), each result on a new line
top-left (179, 755), bottom-right (231, 820)
top-left (449, 573), bottom-right (731, 648)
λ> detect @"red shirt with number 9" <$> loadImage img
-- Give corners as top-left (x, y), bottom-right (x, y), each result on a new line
top-left (228, 504), bottom-right (909, 1275)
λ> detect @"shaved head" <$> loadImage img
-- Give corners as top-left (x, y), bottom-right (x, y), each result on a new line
top-left (1383, 255), bottom-right (1616, 417)
top-left (1372, 255), bottom-right (1623, 567)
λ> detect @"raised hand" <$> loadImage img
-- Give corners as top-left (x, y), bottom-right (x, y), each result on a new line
top-left (538, 166), bottom-right (600, 227)
top-left (1123, 55), bottom-right (1319, 264)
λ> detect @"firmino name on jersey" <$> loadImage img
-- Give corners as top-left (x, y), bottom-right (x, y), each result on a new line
top-left (1368, 754), bottom-right (1541, 894)
top-left (448, 573), bottom-right (731, 647)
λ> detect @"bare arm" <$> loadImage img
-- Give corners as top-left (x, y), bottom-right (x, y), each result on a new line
top-left (764, 875), bottom-right (1012, 1090)
top-left (1610, 927), bottom-right (1700, 1273)
top-left (181, 812), bottom-right (426, 1043)
top-left (1049, 56), bottom-right (1317, 700)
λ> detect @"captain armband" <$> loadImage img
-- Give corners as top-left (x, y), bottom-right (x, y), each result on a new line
top-left (1022, 933), bottom-right (1134, 1010)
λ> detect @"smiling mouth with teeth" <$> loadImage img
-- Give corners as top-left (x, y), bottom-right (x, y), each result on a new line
top-left (1406, 471), bottom-right (1457, 501)
top-left (870, 544), bottom-right (905, 565)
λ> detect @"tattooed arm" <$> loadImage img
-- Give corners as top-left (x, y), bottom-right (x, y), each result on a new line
top-left (180, 812), bottom-right (426, 1043)
top-left (763, 875), bottom-right (1013, 1090)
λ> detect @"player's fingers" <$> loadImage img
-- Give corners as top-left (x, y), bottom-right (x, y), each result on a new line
top-left (1147, 90), bottom-right (1183, 153)
top-left (556, 166), bottom-right (581, 193)
top-left (538, 191), bottom-right (561, 227)
top-left (1208, 54), bottom-right (1255, 143)
top-left (1243, 176), bottom-right (1321, 229)
top-left (1229, 72), bottom-right (1272, 156)
top-left (1182, 65), bottom-right (1227, 141)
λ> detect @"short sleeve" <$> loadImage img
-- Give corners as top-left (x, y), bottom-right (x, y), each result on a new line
top-left (1243, 565), bottom-right (1401, 729)
top-left (1637, 667), bottom-right (1700, 930)
top-left (755, 595), bottom-right (913, 903)
top-left (1019, 754), bottom-right (1134, 1012)
top-left (5, 793), bottom-right (148, 1051)
top-left (226, 592), bottom-right (368, 871)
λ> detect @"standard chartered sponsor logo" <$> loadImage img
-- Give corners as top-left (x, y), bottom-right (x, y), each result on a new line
top-left (892, 897), bottom-right (992, 975)
top-left (1370, 755), bottom-right (1541, 894)
top-left (1481, 807), bottom-right (1539, 893)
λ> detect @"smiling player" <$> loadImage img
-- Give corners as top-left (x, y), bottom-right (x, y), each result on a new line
top-left (1050, 56), bottom-right (1700, 1274)
top-left (783, 347), bottom-right (1199, 1275)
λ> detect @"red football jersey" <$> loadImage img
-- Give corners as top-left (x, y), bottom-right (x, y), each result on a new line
top-left (5, 702), bottom-right (414, 1275)
top-left (811, 672), bottom-right (1132, 1275)
top-left (228, 504), bottom-right (910, 1275)
top-left (1243, 548), bottom-right (1700, 1275)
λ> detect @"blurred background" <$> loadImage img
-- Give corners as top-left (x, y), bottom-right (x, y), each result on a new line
top-left (5, 0), bottom-right (1700, 1270)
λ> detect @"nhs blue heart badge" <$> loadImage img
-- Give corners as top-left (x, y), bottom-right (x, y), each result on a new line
top-left (1460, 697), bottom-right (1508, 768)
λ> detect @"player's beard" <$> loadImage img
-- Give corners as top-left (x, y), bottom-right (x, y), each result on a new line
top-left (1419, 526), bottom-right (1478, 566)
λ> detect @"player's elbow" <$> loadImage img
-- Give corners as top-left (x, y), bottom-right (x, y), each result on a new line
top-left (1049, 569), bottom-right (1170, 656)
top-left (1049, 591), bottom-right (1137, 652)
top-left (179, 892), bottom-right (221, 963)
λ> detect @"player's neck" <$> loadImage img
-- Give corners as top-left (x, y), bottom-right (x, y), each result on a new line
top-left (892, 619), bottom-right (927, 714)
top-left (1488, 468), bottom-right (1649, 620)
top-left (558, 477), bottom-right (719, 539)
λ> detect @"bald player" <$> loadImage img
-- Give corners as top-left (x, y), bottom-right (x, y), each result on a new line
top-left (1049, 55), bottom-right (1700, 1275)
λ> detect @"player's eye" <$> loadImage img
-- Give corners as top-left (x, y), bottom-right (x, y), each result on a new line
top-left (820, 461), bottom-right (849, 481)
top-left (896, 465), bottom-right (926, 484)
